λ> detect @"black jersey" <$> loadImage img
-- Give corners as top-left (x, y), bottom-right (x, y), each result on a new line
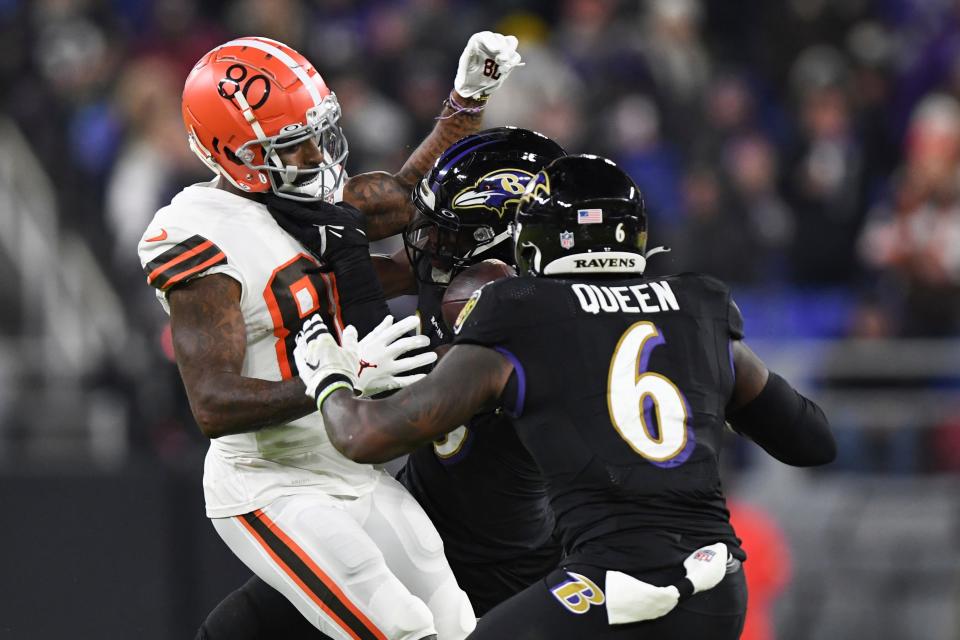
top-left (397, 280), bottom-right (560, 612)
top-left (453, 272), bottom-right (746, 573)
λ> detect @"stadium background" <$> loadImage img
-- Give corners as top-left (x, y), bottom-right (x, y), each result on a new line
top-left (1, 0), bottom-right (958, 638)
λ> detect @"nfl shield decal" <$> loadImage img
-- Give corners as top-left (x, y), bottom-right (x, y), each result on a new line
top-left (560, 231), bottom-right (575, 250)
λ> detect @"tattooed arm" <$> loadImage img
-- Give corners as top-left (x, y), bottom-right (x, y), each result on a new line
top-left (371, 248), bottom-right (417, 298)
top-left (320, 344), bottom-right (512, 463)
top-left (341, 93), bottom-right (485, 241)
top-left (168, 274), bottom-right (316, 438)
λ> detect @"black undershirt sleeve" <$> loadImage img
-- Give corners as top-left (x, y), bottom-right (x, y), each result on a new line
top-left (727, 372), bottom-right (836, 467)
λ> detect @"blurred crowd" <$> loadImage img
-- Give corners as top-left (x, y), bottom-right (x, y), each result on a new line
top-left (3, 0), bottom-right (960, 469)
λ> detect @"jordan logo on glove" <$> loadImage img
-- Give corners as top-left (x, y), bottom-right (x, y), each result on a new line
top-left (294, 314), bottom-right (438, 408)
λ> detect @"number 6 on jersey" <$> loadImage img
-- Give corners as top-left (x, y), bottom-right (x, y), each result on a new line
top-left (607, 321), bottom-right (694, 467)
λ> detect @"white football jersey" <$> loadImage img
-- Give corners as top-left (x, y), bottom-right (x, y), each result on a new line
top-left (138, 180), bottom-right (379, 518)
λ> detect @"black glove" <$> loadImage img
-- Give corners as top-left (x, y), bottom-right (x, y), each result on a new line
top-left (265, 195), bottom-right (370, 258)
top-left (265, 195), bottom-right (390, 338)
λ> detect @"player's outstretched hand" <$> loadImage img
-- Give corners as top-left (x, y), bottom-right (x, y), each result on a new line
top-left (294, 314), bottom-right (358, 406)
top-left (605, 542), bottom-right (730, 625)
top-left (454, 31), bottom-right (523, 99)
top-left (355, 315), bottom-right (437, 397)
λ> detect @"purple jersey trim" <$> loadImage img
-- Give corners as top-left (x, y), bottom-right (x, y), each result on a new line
top-left (494, 346), bottom-right (526, 418)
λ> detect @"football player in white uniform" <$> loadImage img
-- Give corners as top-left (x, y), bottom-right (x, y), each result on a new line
top-left (138, 35), bottom-right (522, 640)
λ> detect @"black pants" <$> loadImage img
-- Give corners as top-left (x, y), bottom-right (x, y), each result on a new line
top-left (195, 544), bottom-right (555, 639)
top-left (195, 576), bottom-right (330, 640)
top-left (448, 543), bottom-right (562, 616)
top-left (469, 563), bottom-right (746, 640)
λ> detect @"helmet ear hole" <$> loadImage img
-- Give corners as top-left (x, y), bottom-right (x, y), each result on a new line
top-left (223, 146), bottom-right (245, 166)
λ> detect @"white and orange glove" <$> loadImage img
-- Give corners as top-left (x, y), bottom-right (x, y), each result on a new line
top-left (294, 314), bottom-right (436, 408)
top-left (454, 31), bottom-right (523, 99)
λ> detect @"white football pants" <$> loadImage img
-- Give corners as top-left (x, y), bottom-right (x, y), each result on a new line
top-left (213, 471), bottom-right (475, 640)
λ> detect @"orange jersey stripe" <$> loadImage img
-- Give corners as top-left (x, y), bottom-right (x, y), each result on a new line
top-left (147, 239), bottom-right (214, 284)
top-left (250, 509), bottom-right (387, 640)
top-left (160, 252), bottom-right (226, 290)
top-left (236, 515), bottom-right (362, 640)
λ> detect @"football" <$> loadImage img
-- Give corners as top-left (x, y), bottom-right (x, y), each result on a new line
top-left (441, 259), bottom-right (517, 329)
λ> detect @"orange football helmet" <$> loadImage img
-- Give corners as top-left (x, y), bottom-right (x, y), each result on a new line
top-left (182, 37), bottom-right (348, 201)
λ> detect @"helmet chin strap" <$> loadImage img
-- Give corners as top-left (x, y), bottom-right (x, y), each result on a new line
top-left (275, 140), bottom-right (347, 200)
top-left (431, 266), bottom-right (452, 284)
top-left (463, 228), bottom-right (513, 260)
top-left (277, 167), bottom-right (339, 199)
top-left (283, 164), bottom-right (299, 184)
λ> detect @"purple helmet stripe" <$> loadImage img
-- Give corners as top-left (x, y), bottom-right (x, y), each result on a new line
top-left (432, 140), bottom-right (499, 194)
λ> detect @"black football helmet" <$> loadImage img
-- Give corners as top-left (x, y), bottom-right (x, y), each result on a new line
top-left (514, 155), bottom-right (649, 277)
top-left (404, 126), bottom-right (565, 284)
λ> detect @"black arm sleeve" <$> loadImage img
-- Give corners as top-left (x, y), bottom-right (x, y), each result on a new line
top-left (266, 197), bottom-right (390, 338)
top-left (727, 372), bottom-right (836, 467)
top-left (320, 211), bottom-right (391, 338)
